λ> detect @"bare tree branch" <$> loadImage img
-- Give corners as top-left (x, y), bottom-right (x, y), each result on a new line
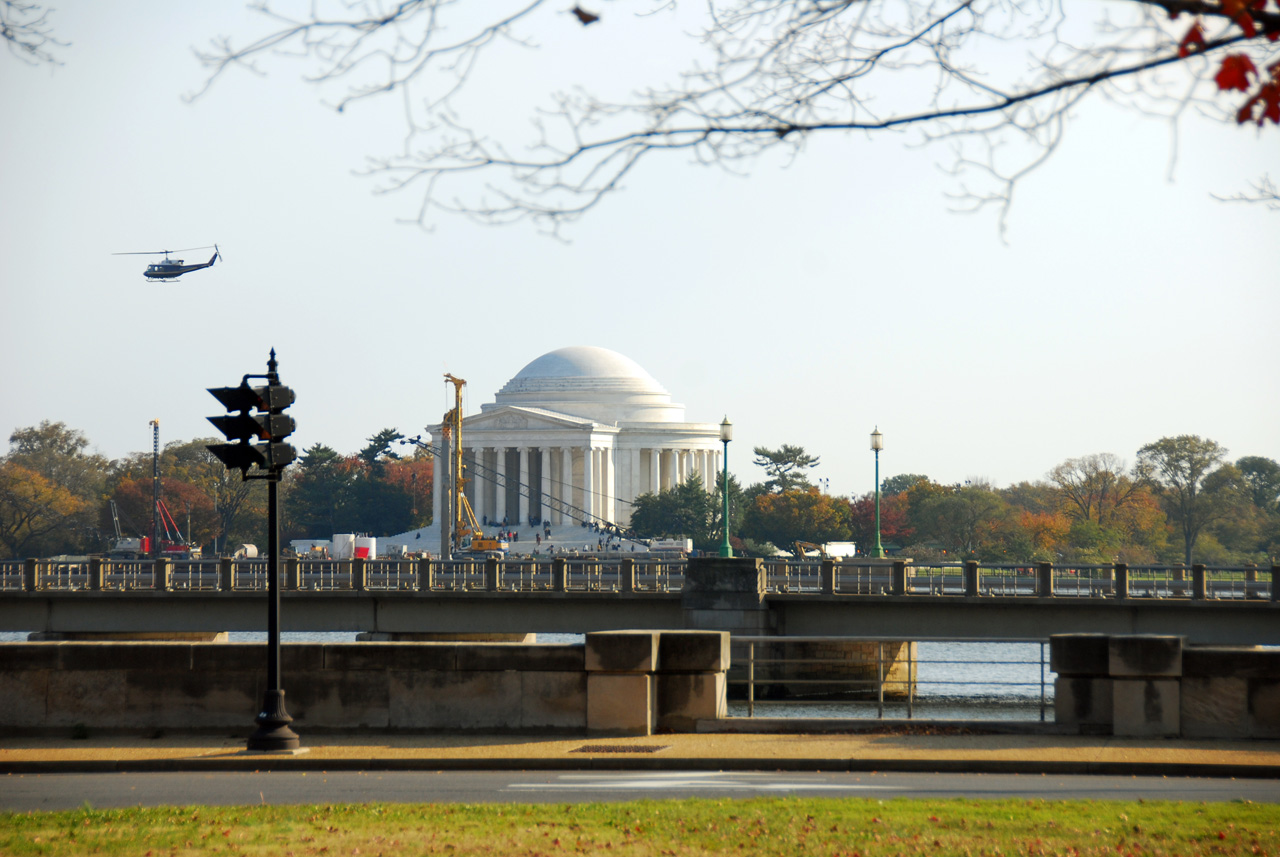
top-left (1212, 173), bottom-right (1280, 209)
top-left (2, 1), bottom-right (66, 65)
top-left (191, 0), bottom-right (1280, 234)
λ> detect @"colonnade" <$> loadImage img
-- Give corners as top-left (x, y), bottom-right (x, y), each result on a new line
top-left (434, 444), bottom-right (721, 528)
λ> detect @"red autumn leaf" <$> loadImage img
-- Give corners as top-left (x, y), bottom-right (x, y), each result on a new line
top-left (1239, 82), bottom-right (1280, 124)
top-left (1179, 21), bottom-right (1207, 57)
top-left (1216, 53), bottom-right (1258, 90)
top-left (1238, 13), bottom-right (1258, 37)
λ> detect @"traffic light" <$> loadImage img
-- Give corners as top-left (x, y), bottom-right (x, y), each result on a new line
top-left (207, 381), bottom-right (297, 477)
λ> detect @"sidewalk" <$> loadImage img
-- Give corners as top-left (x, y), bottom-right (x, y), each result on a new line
top-left (3, 727), bottom-right (1279, 779)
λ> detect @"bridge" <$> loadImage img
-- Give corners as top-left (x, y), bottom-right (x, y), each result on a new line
top-left (2, 556), bottom-right (1277, 645)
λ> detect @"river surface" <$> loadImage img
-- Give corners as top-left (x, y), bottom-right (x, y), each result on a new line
top-left (0, 632), bottom-right (1055, 721)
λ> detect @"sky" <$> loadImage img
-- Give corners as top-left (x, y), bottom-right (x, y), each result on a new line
top-left (1, 2), bottom-right (1277, 500)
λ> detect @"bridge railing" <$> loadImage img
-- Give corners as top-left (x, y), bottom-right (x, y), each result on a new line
top-left (0, 560), bottom-right (23, 592)
top-left (2, 557), bottom-right (1273, 600)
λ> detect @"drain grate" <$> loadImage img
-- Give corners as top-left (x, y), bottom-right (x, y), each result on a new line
top-left (571, 744), bottom-right (670, 754)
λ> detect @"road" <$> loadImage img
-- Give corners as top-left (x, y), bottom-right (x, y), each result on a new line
top-left (3, 770), bottom-right (1277, 811)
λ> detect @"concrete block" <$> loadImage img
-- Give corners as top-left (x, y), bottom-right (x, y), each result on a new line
top-left (1049, 634), bottom-right (1110, 677)
top-left (1181, 677), bottom-right (1249, 739)
top-left (1248, 680), bottom-right (1280, 738)
top-left (286, 670), bottom-right (390, 729)
top-left (656, 672), bottom-right (726, 731)
top-left (58, 642), bottom-right (192, 672)
top-left (1113, 679), bottom-right (1180, 737)
top-left (45, 671), bottom-right (127, 728)
top-left (520, 671), bottom-right (588, 730)
top-left (123, 669), bottom-right (258, 729)
top-left (681, 608), bottom-right (774, 634)
top-left (280, 644), bottom-right (326, 672)
top-left (1109, 636), bottom-right (1182, 677)
top-left (0, 671), bottom-right (49, 726)
top-left (0, 643), bottom-right (60, 671)
top-left (1184, 646), bottom-right (1280, 680)
top-left (191, 644), bottom-right (261, 672)
top-left (683, 557), bottom-right (765, 594)
top-left (456, 643), bottom-right (584, 673)
top-left (658, 631), bottom-right (729, 673)
top-left (324, 643), bottom-right (456, 672)
top-left (389, 670), bottom-right (522, 730)
top-left (1054, 677), bottom-right (1113, 732)
top-left (680, 591), bottom-right (767, 612)
top-left (587, 673), bottom-right (653, 736)
top-left (585, 631), bottom-right (658, 673)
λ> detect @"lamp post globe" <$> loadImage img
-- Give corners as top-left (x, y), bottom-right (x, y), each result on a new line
top-left (871, 427), bottom-right (885, 559)
top-left (719, 417), bottom-right (733, 558)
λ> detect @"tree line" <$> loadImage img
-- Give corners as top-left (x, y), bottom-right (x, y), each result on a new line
top-left (2, 421), bottom-right (1276, 565)
top-left (629, 437), bottom-right (1280, 565)
top-left (0, 422), bottom-right (431, 559)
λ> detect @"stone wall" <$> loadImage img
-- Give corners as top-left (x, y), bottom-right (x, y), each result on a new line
top-left (0, 630), bottom-right (728, 737)
top-left (1052, 634), bottom-right (1280, 739)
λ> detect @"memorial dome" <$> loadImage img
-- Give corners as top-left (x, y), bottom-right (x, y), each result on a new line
top-left (488, 346), bottom-right (685, 423)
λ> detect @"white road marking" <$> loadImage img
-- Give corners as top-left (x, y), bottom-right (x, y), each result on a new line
top-left (507, 772), bottom-right (900, 792)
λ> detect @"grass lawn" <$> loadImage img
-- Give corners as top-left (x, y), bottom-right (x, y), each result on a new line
top-left (3, 797), bottom-right (1276, 856)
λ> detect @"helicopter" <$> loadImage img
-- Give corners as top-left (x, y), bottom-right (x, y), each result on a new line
top-left (114, 245), bottom-right (220, 281)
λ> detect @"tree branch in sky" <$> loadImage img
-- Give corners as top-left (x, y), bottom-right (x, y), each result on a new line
top-left (2, 1), bottom-right (66, 65)
top-left (193, 0), bottom-right (1280, 235)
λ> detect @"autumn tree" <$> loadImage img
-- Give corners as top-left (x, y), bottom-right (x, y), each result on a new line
top-left (1049, 454), bottom-right (1144, 529)
top-left (752, 445), bottom-right (821, 493)
top-left (910, 485), bottom-right (1027, 560)
top-left (4, 421), bottom-right (110, 555)
top-left (0, 462), bottom-right (85, 558)
top-left (285, 430), bottom-right (421, 539)
top-left (286, 444), bottom-right (360, 540)
top-left (741, 488), bottom-right (853, 549)
top-left (847, 493), bottom-right (913, 553)
top-left (629, 473), bottom-right (722, 550)
top-left (1137, 435), bottom-right (1243, 565)
top-left (195, 0), bottom-right (1280, 234)
top-left (1237, 455), bottom-right (1280, 511)
top-left (881, 474), bottom-right (930, 497)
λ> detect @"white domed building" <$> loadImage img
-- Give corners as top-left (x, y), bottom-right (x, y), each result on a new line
top-left (430, 346), bottom-right (724, 528)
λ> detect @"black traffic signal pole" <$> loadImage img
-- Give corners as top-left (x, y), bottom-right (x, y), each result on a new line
top-left (250, 456), bottom-right (297, 751)
top-left (207, 348), bottom-right (299, 752)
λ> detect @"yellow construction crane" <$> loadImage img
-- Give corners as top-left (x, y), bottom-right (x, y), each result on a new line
top-left (443, 374), bottom-right (508, 558)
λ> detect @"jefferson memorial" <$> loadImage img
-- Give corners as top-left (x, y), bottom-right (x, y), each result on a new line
top-left (430, 346), bottom-right (724, 528)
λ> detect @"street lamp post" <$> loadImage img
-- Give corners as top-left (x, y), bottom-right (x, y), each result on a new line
top-left (719, 417), bottom-right (733, 558)
top-left (871, 427), bottom-right (885, 559)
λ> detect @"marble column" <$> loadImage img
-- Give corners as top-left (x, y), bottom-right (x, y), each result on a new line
top-left (463, 447), bottom-right (475, 514)
top-left (629, 448), bottom-right (641, 505)
top-left (561, 446), bottom-right (573, 525)
top-left (649, 449), bottom-right (661, 495)
top-left (495, 447), bottom-right (507, 526)
top-left (518, 447), bottom-right (530, 526)
top-left (471, 448), bottom-right (485, 523)
top-left (603, 446), bottom-right (616, 523)
top-left (540, 448), bottom-right (551, 525)
top-left (583, 445), bottom-right (595, 521)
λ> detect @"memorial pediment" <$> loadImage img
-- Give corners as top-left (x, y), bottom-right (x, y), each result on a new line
top-left (462, 406), bottom-right (596, 433)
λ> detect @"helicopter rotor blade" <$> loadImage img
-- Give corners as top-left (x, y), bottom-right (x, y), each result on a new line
top-left (112, 245), bottom-right (217, 256)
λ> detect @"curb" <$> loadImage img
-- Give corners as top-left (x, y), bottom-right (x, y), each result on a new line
top-left (4, 756), bottom-right (1277, 779)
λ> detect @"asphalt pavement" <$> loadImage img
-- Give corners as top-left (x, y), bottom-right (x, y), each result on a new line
top-left (3, 725), bottom-right (1278, 779)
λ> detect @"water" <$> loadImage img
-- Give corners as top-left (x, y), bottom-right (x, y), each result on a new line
top-left (730, 641), bottom-right (1053, 721)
